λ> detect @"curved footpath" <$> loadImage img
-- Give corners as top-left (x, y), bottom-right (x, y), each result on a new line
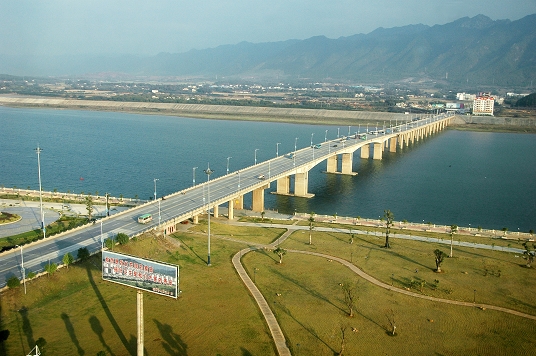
top-left (231, 229), bottom-right (294, 356)
top-left (227, 222), bottom-right (536, 355)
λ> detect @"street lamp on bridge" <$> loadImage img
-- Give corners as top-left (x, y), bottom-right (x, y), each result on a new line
top-left (153, 178), bottom-right (159, 201)
top-left (193, 167), bottom-right (198, 187)
top-left (204, 164), bottom-right (214, 266)
top-left (226, 157), bottom-right (232, 175)
top-left (276, 142), bottom-right (281, 157)
top-left (325, 130), bottom-right (328, 142)
top-left (310, 133), bottom-right (314, 147)
top-left (254, 149), bottom-right (259, 165)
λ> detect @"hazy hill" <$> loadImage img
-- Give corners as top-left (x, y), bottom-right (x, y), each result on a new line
top-left (0, 14), bottom-right (534, 87)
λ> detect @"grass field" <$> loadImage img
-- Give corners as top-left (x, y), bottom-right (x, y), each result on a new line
top-left (1, 220), bottom-right (535, 355)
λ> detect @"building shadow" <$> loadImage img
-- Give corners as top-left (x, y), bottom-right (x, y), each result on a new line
top-left (86, 262), bottom-right (133, 355)
top-left (61, 312), bottom-right (85, 355)
top-left (89, 315), bottom-right (114, 356)
top-left (153, 319), bottom-right (188, 356)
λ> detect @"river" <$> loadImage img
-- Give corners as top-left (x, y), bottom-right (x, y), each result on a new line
top-left (0, 106), bottom-right (534, 231)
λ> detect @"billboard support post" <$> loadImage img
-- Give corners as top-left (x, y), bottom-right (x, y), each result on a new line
top-left (137, 290), bottom-right (144, 356)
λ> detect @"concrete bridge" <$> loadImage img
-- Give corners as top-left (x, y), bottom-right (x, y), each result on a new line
top-left (0, 113), bottom-right (452, 288)
top-left (159, 113), bottom-right (453, 232)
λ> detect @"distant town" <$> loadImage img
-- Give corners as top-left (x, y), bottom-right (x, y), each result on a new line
top-left (1, 74), bottom-right (534, 118)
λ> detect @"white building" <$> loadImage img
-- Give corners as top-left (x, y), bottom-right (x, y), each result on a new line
top-left (472, 96), bottom-right (495, 116)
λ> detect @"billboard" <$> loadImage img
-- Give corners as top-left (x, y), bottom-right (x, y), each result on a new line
top-left (102, 251), bottom-right (178, 298)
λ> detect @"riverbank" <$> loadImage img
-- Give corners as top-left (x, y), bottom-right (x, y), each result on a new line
top-left (1, 95), bottom-right (535, 131)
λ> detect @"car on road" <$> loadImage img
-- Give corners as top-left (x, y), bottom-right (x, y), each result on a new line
top-left (257, 174), bottom-right (266, 180)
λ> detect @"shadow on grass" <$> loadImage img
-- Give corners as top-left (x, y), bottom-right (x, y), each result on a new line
top-left (86, 263), bottom-right (132, 355)
top-left (89, 315), bottom-right (114, 356)
top-left (275, 301), bottom-right (336, 354)
top-left (240, 347), bottom-right (254, 356)
top-left (177, 238), bottom-right (206, 265)
top-left (61, 313), bottom-right (85, 356)
top-left (254, 247), bottom-right (279, 264)
top-left (153, 319), bottom-right (188, 356)
top-left (270, 268), bottom-right (345, 314)
top-left (18, 307), bottom-right (34, 352)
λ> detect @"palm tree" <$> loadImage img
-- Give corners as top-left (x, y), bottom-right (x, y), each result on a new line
top-left (383, 209), bottom-right (394, 248)
top-left (273, 247), bottom-right (286, 264)
top-left (449, 224), bottom-right (458, 257)
top-left (434, 249), bottom-right (447, 272)
top-left (308, 212), bottom-right (315, 244)
top-left (261, 211), bottom-right (266, 222)
top-left (522, 242), bottom-right (535, 268)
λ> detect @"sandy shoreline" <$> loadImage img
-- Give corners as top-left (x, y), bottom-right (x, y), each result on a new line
top-left (1, 95), bottom-right (535, 131)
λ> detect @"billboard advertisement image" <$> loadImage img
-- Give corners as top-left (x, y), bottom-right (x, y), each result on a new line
top-left (102, 251), bottom-right (179, 298)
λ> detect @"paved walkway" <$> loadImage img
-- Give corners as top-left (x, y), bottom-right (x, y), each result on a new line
top-left (224, 221), bottom-right (536, 355)
top-left (231, 229), bottom-right (294, 356)
top-left (290, 250), bottom-right (536, 321)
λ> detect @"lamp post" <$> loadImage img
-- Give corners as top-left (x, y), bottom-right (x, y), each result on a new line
top-left (348, 126), bottom-right (351, 136)
top-left (254, 149), bottom-right (259, 165)
top-left (237, 171), bottom-right (241, 188)
top-left (18, 245), bottom-right (26, 294)
top-left (276, 142), bottom-right (281, 157)
top-left (325, 130), bottom-right (328, 142)
top-left (337, 128), bottom-right (340, 138)
top-left (192, 167), bottom-right (198, 187)
top-left (35, 146), bottom-right (45, 239)
top-left (226, 157), bottom-right (232, 175)
top-left (294, 137), bottom-right (298, 166)
top-left (100, 220), bottom-right (104, 250)
top-left (204, 164), bottom-right (214, 266)
top-left (153, 178), bottom-right (159, 201)
top-left (310, 133), bottom-right (314, 147)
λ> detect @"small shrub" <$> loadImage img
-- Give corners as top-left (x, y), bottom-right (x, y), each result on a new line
top-left (27, 271), bottom-right (37, 279)
top-left (116, 233), bottom-right (129, 245)
top-left (6, 276), bottom-right (20, 289)
top-left (105, 238), bottom-right (115, 249)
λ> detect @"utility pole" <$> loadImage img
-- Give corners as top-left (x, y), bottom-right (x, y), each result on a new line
top-left (35, 146), bottom-right (45, 239)
top-left (204, 164), bottom-right (214, 266)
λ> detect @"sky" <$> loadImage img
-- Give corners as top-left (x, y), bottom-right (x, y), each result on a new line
top-left (1, 0), bottom-right (536, 56)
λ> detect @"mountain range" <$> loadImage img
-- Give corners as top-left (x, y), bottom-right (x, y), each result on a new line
top-left (1, 14), bottom-right (535, 87)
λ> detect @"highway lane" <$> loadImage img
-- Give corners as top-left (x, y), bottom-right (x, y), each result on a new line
top-left (0, 114), bottom-right (448, 288)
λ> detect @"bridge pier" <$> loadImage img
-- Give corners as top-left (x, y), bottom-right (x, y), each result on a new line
top-left (373, 143), bottom-right (383, 160)
top-left (213, 205), bottom-right (219, 218)
top-left (389, 137), bottom-right (397, 152)
top-left (192, 215), bottom-right (199, 224)
top-left (326, 155), bottom-right (337, 173)
top-left (360, 144), bottom-right (370, 159)
top-left (294, 172), bottom-right (314, 197)
top-left (341, 153), bottom-right (354, 174)
top-left (234, 195), bottom-right (244, 209)
top-left (276, 176), bottom-right (290, 194)
top-left (228, 199), bottom-right (234, 220)
top-left (252, 183), bottom-right (270, 212)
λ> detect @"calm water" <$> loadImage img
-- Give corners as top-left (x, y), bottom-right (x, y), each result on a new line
top-left (1, 106), bottom-right (534, 231)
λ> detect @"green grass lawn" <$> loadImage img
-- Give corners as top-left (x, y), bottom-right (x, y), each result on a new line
top-left (1, 232), bottom-right (276, 356)
top-left (1, 220), bottom-right (535, 355)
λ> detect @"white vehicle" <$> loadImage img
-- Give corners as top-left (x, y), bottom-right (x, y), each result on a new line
top-left (257, 174), bottom-right (266, 180)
